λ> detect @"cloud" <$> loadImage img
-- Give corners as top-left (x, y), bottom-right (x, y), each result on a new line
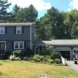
top-left (69, 0), bottom-right (78, 11)
top-left (8, 0), bottom-right (51, 11)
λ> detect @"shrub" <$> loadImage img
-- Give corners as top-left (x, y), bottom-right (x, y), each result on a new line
top-left (23, 57), bottom-right (28, 61)
top-left (35, 59), bottom-right (41, 62)
top-left (40, 45), bottom-right (52, 55)
top-left (47, 59), bottom-right (54, 64)
top-left (51, 52), bottom-right (61, 60)
top-left (12, 50), bottom-right (22, 57)
top-left (55, 58), bottom-right (61, 64)
top-left (9, 55), bottom-right (15, 61)
top-left (33, 55), bottom-right (44, 62)
top-left (15, 57), bottom-right (21, 61)
top-left (3, 51), bottom-right (11, 59)
top-left (23, 48), bottom-right (34, 57)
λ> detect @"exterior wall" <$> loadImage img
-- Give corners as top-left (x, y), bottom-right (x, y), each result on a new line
top-left (6, 41), bottom-right (30, 52)
top-left (0, 26), bottom-right (30, 41)
top-left (52, 45), bottom-right (78, 60)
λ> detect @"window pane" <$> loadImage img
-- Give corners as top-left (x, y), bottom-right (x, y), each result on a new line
top-left (0, 27), bottom-right (5, 34)
top-left (17, 30), bottom-right (21, 33)
top-left (15, 42), bottom-right (18, 48)
top-left (20, 42), bottom-right (23, 49)
top-left (16, 27), bottom-right (22, 34)
top-left (1, 30), bottom-right (4, 33)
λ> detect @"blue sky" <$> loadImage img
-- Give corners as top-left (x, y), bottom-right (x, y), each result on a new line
top-left (8, 0), bottom-right (78, 18)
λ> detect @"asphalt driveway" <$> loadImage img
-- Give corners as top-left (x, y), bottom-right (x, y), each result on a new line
top-left (66, 61), bottom-right (78, 73)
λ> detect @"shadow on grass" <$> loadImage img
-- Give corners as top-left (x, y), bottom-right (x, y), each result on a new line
top-left (0, 63), bottom-right (2, 66)
top-left (0, 72), bottom-right (3, 75)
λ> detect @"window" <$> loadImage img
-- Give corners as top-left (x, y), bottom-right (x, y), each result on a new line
top-left (16, 26), bottom-right (22, 34)
top-left (0, 27), bottom-right (5, 34)
top-left (14, 41), bottom-right (24, 49)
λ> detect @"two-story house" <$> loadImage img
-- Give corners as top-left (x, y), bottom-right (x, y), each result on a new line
top-left (1, 22), bottom-right (78, 60)
top-left (0, 22), bottom-right (35, 54)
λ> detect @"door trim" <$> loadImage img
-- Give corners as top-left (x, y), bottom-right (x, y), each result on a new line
top-left (0, 41), bottom-right (6, 50)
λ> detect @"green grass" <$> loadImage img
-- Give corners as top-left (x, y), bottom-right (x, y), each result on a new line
top-left (0, 60), bottom-right (78, 78)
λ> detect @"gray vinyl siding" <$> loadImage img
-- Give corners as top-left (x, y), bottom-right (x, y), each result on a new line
top-left (6, 41), bottom-right (30, 52)
top-left (26, 41), bottom-right (30, 48)
top-left (6, 41), bottom-right (13, 51)
top-left (0, 26), bottom-right (30, 41)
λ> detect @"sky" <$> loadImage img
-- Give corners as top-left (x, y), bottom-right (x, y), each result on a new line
top-left (8, 0), bottom-right (78, 18)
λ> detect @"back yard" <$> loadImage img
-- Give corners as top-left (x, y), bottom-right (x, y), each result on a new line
top-left (0, 60), bottom-right (78, 78)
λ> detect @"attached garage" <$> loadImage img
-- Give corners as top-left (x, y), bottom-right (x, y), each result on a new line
top-left (33, 40), bottom-right (78, 60)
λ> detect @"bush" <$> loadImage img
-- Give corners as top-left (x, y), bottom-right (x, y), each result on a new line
top-left (51, 52), bottom-right (61, 60)
top-left (3, 51), bottom-right (11, 59)
top-left (47, 59), bottom-right (54, 64)
top-left (40, 45), bottom-right (52, 55)
top-left (23, 57), bottom-right (28, 61)
top-left (12, 50), bottom-right (22, 57)
top-left (35, 59), bottom-right (41, 62)
top-left (55, 58), bottom-right (61, 64)
top-left (33, 55), bottom-right (44, 62)
top-left (9, 55), bottom-right (15, 61)
top-left (23, 48), bottom-right (34, 57)
top-left (15, 57), bottom-right (21, 61)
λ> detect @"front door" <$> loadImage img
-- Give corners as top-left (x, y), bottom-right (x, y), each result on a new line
top-left (0, 43), bottom-right (5, 54)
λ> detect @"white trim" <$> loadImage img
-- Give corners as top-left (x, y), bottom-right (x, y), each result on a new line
top-left (35, 46), bottom-right (40, 54)
top-left (0, 41), bottom-right (6, 50)
top-left (16, 26), bottom-right (22, 34)
top-left (14, 41), bottom-right (24, 49)
top-left (30, 26), bottom-right (32, 50)
top-left (54, 47), bottom-right (72, 60)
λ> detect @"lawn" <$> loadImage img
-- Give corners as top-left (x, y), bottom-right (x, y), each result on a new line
top-left (0, 60), bottom-right (78, 78)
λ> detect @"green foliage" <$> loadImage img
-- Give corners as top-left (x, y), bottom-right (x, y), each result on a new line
top-left (14, 57), bottom-right (21, 61)
top-left (12, 50), bottom-right (22, 57)
top-left (23, 48), bottom-right (34, 57)
top-left (33, 55), bottom-right (44, 62)
top-left (55, 58), bottom-right (61, 64)
top-left (3, 51), bottom-right (11, 59)
top-left (9, 55), bottom-right (21, 61)
top-left (9, 55), bottom-right (15, 61)
top-left (51, 52), bottom-right (61, 60)
top-left (47, 59), bottom-right (54, 64)
top-left (45, 45), bottom-right (52, 55)
top-left (11, 4), bottom-right (38, 22)
top-left (0, 0), bottom-right (11, 22)
top-left (23, 57), bottom-right (28, 61)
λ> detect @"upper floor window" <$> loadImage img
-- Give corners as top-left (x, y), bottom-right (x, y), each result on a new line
top-left (16, 26), bottom-right (22, 34)
top-left (0, 27), bottom-right (5, 34)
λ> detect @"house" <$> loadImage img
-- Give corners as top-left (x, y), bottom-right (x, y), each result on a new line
top-left (0, 22), bottom-right (78, 60)
top-left (34, 40), bottom-right (78, 60)
top-left (0, 22), bottom-right (35, 54)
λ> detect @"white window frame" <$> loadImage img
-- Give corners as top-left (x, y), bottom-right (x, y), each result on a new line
top-left (0, 27), bottom-right (5, 34)
top-left (16, 26), bottom-right (22, 34)
top-left (14, 41), bottom-right (24, 49)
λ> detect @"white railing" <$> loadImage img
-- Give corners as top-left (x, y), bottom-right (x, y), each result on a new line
top-left (61, 56), bottom-right (65, 65)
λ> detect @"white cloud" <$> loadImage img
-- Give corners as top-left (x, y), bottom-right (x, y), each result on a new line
top-left (8, 0), bottom-right (51, 11)
top-left (69, 0), bottom-right (78, 11)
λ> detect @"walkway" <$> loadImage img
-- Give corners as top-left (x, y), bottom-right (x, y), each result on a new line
top-left (66, 61), bottom-right (78, 73)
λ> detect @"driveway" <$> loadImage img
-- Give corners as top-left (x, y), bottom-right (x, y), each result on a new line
top-left (66, 61), bottom-right (78, 73)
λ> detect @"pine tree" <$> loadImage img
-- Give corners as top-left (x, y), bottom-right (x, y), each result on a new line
top-left (0, 0), bottom-right (11, 22)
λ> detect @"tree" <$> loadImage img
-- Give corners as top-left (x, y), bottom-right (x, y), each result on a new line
top-left (23, 4), bottom-right (38, 22)
top-left (0, 0), bottom-right (11, 22)
top-left (64, 9), bottom-right (78, 39)
top-left (11, 4), bottom-right (38, 22)
top-left (11, 4), bottom-right (21, 22)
